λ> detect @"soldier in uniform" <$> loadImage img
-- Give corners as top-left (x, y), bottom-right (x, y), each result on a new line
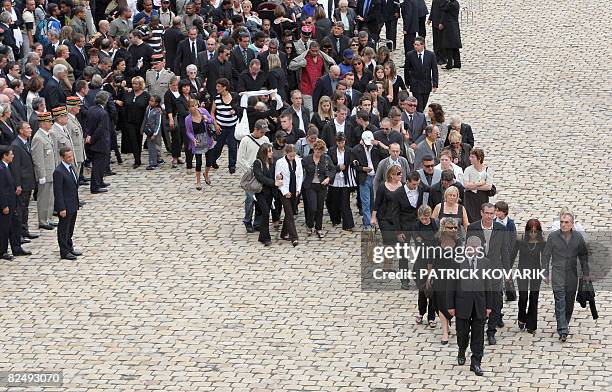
top-left (31, 112), bottom-right (59, 231)
top-left (146, 53), bottom-right (176, 154)
top-left (66, 97), bottom-right (86, 187)
top-left (51, 106), bottom-right (73, 152)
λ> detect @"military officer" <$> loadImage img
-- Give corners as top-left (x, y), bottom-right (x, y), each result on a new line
top-left (51, 106), bottom-right (73, 152)
top-left (146, 53), bottom-right (175, 153)
top-left (66, 97), bottom-right (86, 185)
top-left (31, 112), bottom-right (59, 230)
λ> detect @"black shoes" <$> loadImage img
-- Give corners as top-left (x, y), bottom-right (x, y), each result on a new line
top-left (457, 353), bottom-right (466, 366)
top-left (101, 182), bottom-right (110, 188)
top-left (560, 334), bottom-right (567, 342)
top-left (229, 167), bottom-right (236, 174)
top-left (61, 253), bottom-right (77, 260)
top-left (263, 240), bottom-right (272, 247)
top-left (2, 253), bottom-right (14, 261)
top-left (132, 164), bottom-right (141, 169)
top-left (470, 364), bottom-right (484, 376)
top-left (21, 238), bottom-right (31, 244)
top-left (91, 189), bottom-right (108, 194)
top-left (105, 171), bottom-right (116, 176)
top-left (39, 223), bottom-right (54, 230)
top-left (24, 232), bottom-right (39, 239)
top-left (244, 222), bottom-right (254, 233)
top-left (211, 163), bottom-right (219, 169)
top-left (49, 222), bottom-right (58, 227)
top-left (13, 248), bottom-right (32, 256)
top-left (487, 334), bottom-right (497, 345)
top-left (518, 321), bottom-right (525, 330)
top-left (70, 249), bottom-right (83, 256)
top-left (497, 319), bottom-right (505, 328)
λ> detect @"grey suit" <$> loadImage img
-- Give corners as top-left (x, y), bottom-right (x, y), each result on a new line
top-left (32, 129), bottom-right (58, 226)
top-left (417, 167), bottom-right (441, 206)
top-left (414, 138), bottom-right (444, 169)
top-left (401, 111), bottom-right (427, 145)
top-left (374, 156), bottom-right (411, 193)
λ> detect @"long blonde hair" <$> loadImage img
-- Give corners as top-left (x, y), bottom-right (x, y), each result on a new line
top-left (317, 96), bottom-right (335, 119)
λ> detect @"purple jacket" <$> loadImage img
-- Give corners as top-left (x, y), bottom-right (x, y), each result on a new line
top-left (185, 108), bottom-right (215, 153)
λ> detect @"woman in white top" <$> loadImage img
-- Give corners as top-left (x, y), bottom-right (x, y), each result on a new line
top-left (463, 147), bottom-right (494, 222)
top-left (275, 144), bottom-right (303, 246)
top-left (25, 76), bottom-right (44, 120)
top-left (435, 149), bottom-right (464, 184)
top-left (327, 132), bottom-right (356, 231)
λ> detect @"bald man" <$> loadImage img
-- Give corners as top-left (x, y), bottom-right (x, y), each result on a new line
top-left (312, 65), bottom-right (341, 112)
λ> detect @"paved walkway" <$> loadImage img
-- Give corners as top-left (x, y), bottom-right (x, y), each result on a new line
top-left (1, 0), bottom-right (611, 390)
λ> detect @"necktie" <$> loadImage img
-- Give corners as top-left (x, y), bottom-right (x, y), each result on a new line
top-left (336, 39), bottom-right (340, 53)
top-left (209, 52), bottom-right (213, 60)
top-left (408, 114), bottom-right (413, 127)
top-left (69, 165), bottom-right (77, 183)
top-left (191, 41), bottom-right (196, 58)
top-left (432, 142), bottom-right (436, 157)
top-left (243, 49), bottom-right (248, 66)
top-left (418, 52), bottom-right (423, 64)
top-left (156, 71), bottom-right (160, 80)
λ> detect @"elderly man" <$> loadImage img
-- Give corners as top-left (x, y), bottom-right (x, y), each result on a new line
top-left (41, 64), bottom-right (68, 111)
top-left (85, 91), bottom-right (112, 194)
top-left (28, 97), bottom-right (46, 136)
top-left (543, 211), bottom-right (590, 342)
top-left (31, 111), bottom-right (58, 230)
top-left (312, 65), bottom-right (341, 111)
top-left (65, 97), bottom-right (85, 188)
top-left (373, 142), bottom-right (410, 191)
top-left (50, 106), bottom-right (73, 152)
top-left (414, 125), bottom-right (444, 169)
top-left (238, 59), bottom-right (267, 92)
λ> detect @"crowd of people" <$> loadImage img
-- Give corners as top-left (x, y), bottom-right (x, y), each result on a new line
top-left (0, 0), bottom-right (592, 379)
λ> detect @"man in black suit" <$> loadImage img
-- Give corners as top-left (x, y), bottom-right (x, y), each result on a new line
top-left (404, 36), bottom-right (438, 112)
top-left (52, 147), bottom-right (81, 260)
top-left (84, 91), bottom-right (112, 194)
top-left (257, 39), bottom-right (288, 74)
top-left (175, 26), bottom-right (206, 78)
top-left (1, 146), bottom-right (31, 261)
top-left (447, 236), bottom-right (492, 376)
top-left (41, 64), bottom-right (68, 111)
top-left (355, 0), bottom-right (381, 42)
top-left (467, 202), bottom-right (511, 346)
top-left (162, 17), bottom-right (186, 75)
top-left (8, 87), bottom-right (27, 123)
top-left (202, 44), bottom-right (233, 99)
top-left (326, 22), bottom-right (350, 62)
top-left (341, 73), bottom-right (362, 112)
top-left (230, 32), bottom-right (256, 88)
top-left (312, 65), bottom-right (341, 112)
top-left (286, 90), bottom-right (311, 134)
top-left (196, 35), bottom-right (218, 78)
top-left (68, 33), bottom-right (89, 80)
top-left (10, 122), bottom-right (39, 242)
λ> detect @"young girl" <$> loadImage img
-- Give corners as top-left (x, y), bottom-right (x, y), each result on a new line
top-left (143, 95), bottom-right (163, 170)
top-left (373, 65), bottom-right (393, 104)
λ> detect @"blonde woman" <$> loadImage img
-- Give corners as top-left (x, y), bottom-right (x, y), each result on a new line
top-left (267, 53), bottom-right (287, 102)
top-left (311, 96), bottom-right (334, 133)
top-left (432, 185), bottom-right (469, 240)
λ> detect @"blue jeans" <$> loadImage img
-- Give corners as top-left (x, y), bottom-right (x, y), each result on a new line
top-left (553, 289), bottom-right (576, 335)
top-left (211, 125), bottom-right (237, 168)
top-left (243, 191), bottom-right (262, 226)
top-left (359, 176), bottom-right (374, 227)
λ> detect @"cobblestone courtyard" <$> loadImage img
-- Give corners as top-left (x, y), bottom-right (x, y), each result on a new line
top-left (1, 0), bottom-right (612, 390)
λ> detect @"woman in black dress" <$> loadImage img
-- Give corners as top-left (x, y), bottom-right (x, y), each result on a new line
top-left (352, 56), bottom-right (372, 93)
top-left (427, 217), bottom-right (458, 345)
top-left (123, 76), bottom-right (150, 168)
top-left (252, 143), bottom-right (283, 246)
top-left (310, 96), bottom-right (334, 133)
top-left (371, 164), bottom-right (403, 271)
top-left (515, 218), bottom-right (545, 334)
top-left (102, 72), bottom-right (126, 164)
top-left (412, 205), bottom-right (439, 325)
top-left (283, 41), bottom-right (299, 93)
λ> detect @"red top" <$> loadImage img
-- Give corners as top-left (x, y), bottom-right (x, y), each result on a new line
top-left (300, 54), bottom-right (324, 96)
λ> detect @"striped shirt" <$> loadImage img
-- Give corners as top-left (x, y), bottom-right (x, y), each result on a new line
top-left (214, 94), bottom-right (238, 127)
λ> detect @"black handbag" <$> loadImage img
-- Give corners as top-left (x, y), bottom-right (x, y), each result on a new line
top-left (486, 167), bottom-right (496, 196)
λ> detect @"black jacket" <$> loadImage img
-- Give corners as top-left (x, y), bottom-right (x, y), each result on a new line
top-left (301, 154), bottom-right (335, 190)
top-left (576, 279), bottom-right (598, 320)
top-left (327, 147), bottom-right (354, 186)
top-left (230, 45), bottom-right (256, 86)
top-left (351, 143), bottom-right (383, 184)
top-left (162, 27), bottom-right (186, 75)
top-left (252, 158), bottom-right (276, 196)
top-left (428, 181), bottom-right (465, 207)
top-left (41, 78), bottom-right (67, 112)
top-left (287, 106), bottom-right (311, 135)
top-left (53, 163), bottom-right (80, 214)
top-left (9, 137), bottom-right (35, 192)
top-left (0, 161), bottom-right (16, 211)
top-left (85, 105), bottom-right (111, 153)
top-left (445, 123), bottom-right (474, 147)
top-left (446, 256), bottom-right (493, 319)
top-left (203, 58), bottom-right (233, 97)
top-left (404, 49), bottom-right (439, 94)
top-left (391, 183), bottom-right (426, 231)
top-left (175, 37), bottom-right (206, 78)
top-left (68, 44), bottom-right (88, 80)
top-left (467, 221), bottom-right (512, 289)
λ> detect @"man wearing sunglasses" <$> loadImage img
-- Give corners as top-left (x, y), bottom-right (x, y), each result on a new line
top-left (414, 124), bottom-right (443, 169)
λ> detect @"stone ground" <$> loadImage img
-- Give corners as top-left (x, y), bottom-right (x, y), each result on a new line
top-left (1, 0), bottom-right (612, 390)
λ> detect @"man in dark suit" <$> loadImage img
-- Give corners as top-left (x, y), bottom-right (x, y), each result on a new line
top-left (68, 33), bottom-right (89, 80)
top-left (467, 203), bottom-right (511, 346)
top-left (10, 122), bottom-right (39, 242)
top-left (398, 92), bottom-right (427, 148)
top-left (355, 0), bottom-right (381, 41)
top-left (162, 17), bottom-right (185, 75)
top-left (52, 146), bottom-right (81, 260)
top-left (401, 0), bottom-right (419, 52)
top-left (202, 44), bottom-right (233, 99)
top-left (41, 64), bottom-right (68, 111)
top-left (404, 36), bottom-right (438, 112)
top-left (175, 26), bottom-right (206, 78)
top-left (286, 90), bottom-right (311, 134)
top-left (196, 35), bottom-right (218, 78)
top-left (326, 22), bottom-right (350, 62)
top-left (1, 146), bottom-right (31, 261)
top-left (382, 0), bottom-right (400, 50)
top-left (447, 235), bottom-right (493, 376)
top-left (230, 32), bottom-right (256, 87)
top-left (84, 91), bottom-right (112, 194)
top-left (312, 65), bottom-right (341, 112)
top-left (257, 39), bottom-right (288, 74)
top-left (9, 89), bottom-right (28, 124)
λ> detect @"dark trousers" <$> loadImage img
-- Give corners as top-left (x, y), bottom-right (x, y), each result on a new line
top-left (486, 289), bottom-right (503, 337)
top-left (359, 21), bottom-right (380, 42)
top-left (125, 122), bottom-right (143, 165)
top-left (194, 151), bottom-right (214, 171)
top-left (456, 306), bottom-right (485, 366)
top-left (17, 190), bottom-right (31, 235)
top-left (418, 16), bottom-right (426, 38)
top-left (0, 212), bottom-right (10, 254)
top-left (9, 201), bottom-right (22, 251)
top-left (384, 18), bottom-right (398, 49)
top-left (432, 28), bottom-right (446, 63)
top-left (280, 195), bottom-right (298, 241)
top-left (403, 32), bottom-right (416, 56)
top-left (171, 126), bottom-right (183, 159)
top-left (446, 48), bottom-right (461, 68)
top-left (255, 191), bottom-right (272, 242)
top-left (57, 210), bottom-right (77, 257)
top-left (418, 290), bottom-right (436, 321)
top-left (211, 125), bottom-right (237, 169)
top-left (271, 189), bottom-right (282, 223)
top-left (181, 128), bottom-right (194, 168)
top-left (303, 183), bottom-right (327, 230)
top-left (161, 114), bottom-right (172, 153)
top-left (90, 151), bottom-right (108, 192)
top-left (413, 92), bottom-right (430, 113)
top-left (327, 186), bottom-right (354, 230)
top-left (109, 127), bottom-right (121, 161)
top-left (517, 276), bottom-right (541, 331)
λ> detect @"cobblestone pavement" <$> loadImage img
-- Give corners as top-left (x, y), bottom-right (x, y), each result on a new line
top-left (1, 0), bottom-right (612, 391)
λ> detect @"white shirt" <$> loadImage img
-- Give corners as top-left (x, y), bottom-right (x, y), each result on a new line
top-left (365, 145), bottom-right (375, 176)
top-left (294, 107), bottom-right (305, 132)
top-left (2, 160), bottom-right (8, 168)
top-left (496, 217), bottom-right (508, 226)
top-left (435, 162), bottom-right (464, 184)
top-left (334, 118), bottom-right (345, 134)
top-left (332, 149), bottom-right (346, 187)
top-left (404, 185), bottom-right (419, 207)
top-left (481, 221), bottom-right (493, 255)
